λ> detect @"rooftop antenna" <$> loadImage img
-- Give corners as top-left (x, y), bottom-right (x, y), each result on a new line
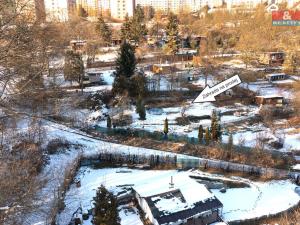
top-left (169, 176), bottom-right (174, 189)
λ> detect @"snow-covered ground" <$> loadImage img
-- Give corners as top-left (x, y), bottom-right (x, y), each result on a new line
top-left (43, 67), bottom-right (299, 151)
top-left (213, 180), bottom-right (299, 222)
top-left (15, 117), bottom-right (297, 225)
top-left (188, 170), bottom-right (300, 222)
top-left (57, 167), bottom-right (300, 224)
top-left (245, 81), bottom-right (293, 99)
top-left (73, 68), bottom-right (298, 151)
top-left (191, 74), bottom-right (217, 87)
top-left (23, 120), bottom-right (199, 225)
top-left (57, 168), bottom-right (215, 224)
top-left (93, 99), bottom-right (299, 151)
top-left (44, 69), bottom-right (115, 92)
top-left (118, 204), bottom-right (143, 225)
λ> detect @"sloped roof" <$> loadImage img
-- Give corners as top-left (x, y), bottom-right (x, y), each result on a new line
top-left (133, 172), bottom-right (223, 224)
top-left (145, 191), bottom-right (223, 225)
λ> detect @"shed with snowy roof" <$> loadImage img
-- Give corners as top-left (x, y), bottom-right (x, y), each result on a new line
top-left (133, 173), bottom-right (224, 225)
top-left (255, 95), bottom-right (284, 107)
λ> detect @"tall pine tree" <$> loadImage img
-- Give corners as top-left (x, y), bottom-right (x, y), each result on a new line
top-left (107, 115), bottom-right (112, 128)
top-left (211, 110), bottom-right (219, 141)
top-left (136, 96), bottom-right (146, 120)
top-left (130, 4), bottom-right (147, 43)
top-left (198, 125), bottom-right (203, 143)
top-left (112, 42), bottom-right (136, 95)
top-left (64, 50), bottom-right (84, 92)
top-left (228, 133), bottom-right (233, 149)
top-left (93, 185), bottom-right (120, 225)
top-left (96, 16), bottom-right (112, 45)
top-left (205, 127), bottom-right (210, 145)
top-left (164, 12), bottom-right (179, 55)
top-left (120, 14), bottom-right (132, 41)
top-left (164, 118), bottom-right (169, 135)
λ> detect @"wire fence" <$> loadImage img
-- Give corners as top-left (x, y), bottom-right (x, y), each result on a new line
top-left (90, 126), bottom-right (289, 178)
top-left (93, 125), bottom-right (254, 152)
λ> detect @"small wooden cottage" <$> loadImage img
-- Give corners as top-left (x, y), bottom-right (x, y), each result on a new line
top-left (255, 95), bottom-right (284, 107)
top-left (259, 52), bottom-right (285, 66)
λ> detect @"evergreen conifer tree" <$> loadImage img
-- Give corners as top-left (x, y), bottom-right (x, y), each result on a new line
top-left (130, 5), bottom-right (147, 43)
top-left (164, 12), bottom-right (179, 55)
top-left (120, 14), bottom-right (132, 41)
top-left (107, 115), bottom-right (112, 128)
top-left (205, 127), bottom-right (210, 145)
top-left (96, 16), bottom-right (112, 45)
top-left (93, 185), bottom-right (120, 225)
top-left (164, 118), bottom-right (169, 135)
top-left (112, 42), bottom-right (136, 95)
top-left (211, 110), bottom-right (219, 141)
top-left (228, 133), bottom-right (233, 151)
top-left (198, 125), bottom-right (203, 143)
top-left (64, 50), bottom-right (84, 92)
top-left (136, 96), bottom-right (146, 120)
top-left (115, 42), bottom-right (136, 78)
top-left (217, 124), bottom-right (222, 140)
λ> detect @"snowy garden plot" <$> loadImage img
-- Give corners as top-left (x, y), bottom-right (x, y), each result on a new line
top-left (192, 170), bottom-right (300, 222)
top-left (94, 101), bottom-right (300, 151)
top-left (245, 81), bottom-right (293, 99)
top-left (43, 67), bottom-right (299, 151)
top-left (57, 167), bottom-right (300, 224)
top-left (79, 69), bottom-right (297, 151)
top-left (16, 120), bottom-right (297, 225)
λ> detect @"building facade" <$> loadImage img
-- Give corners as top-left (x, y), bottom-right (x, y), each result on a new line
top-left (44, 0), bottom-right (69, 21)
top-left (135, 0), bottom-right (224, 12)
top-left (225, 0), bottom-right (264, 9)
top-left (110, 0), bottom-right (135, 20)
top-left (40, 0), bottom-right (300, 21)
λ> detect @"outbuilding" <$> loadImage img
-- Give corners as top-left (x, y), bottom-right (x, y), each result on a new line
top-left (133, 174), bottom-right (224, 225)
top-left (255, 95), bottom-right (284, 107)
top-left (265, 73), bottom-right (288, 82)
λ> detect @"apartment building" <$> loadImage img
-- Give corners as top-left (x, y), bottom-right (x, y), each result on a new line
top-left (110, 0), bottom-right (135, 20)
top-left (44, 0), bottom-right (69, 21)
top-left (42, 0), bottom-right (299, 22)
top-left (76, 0), bottom-right (100, 17)
top-left (135, 0), bottom-right (190, 12)
top-left (135, 0), bottom-right (223, 13)
top-left (14, 0), bottom-right (46, 21)
top-left (225, 0), bottom-right (265, 9)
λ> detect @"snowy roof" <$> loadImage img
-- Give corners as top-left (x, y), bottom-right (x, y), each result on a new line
top-left (155, 197), bottom-right (222, 225)
top-left (133, 172), bottom-right (213, 203)
top-left (255, 95), bottom-right (284, 99)
top-left (133, 173), bottom-right (222, 223)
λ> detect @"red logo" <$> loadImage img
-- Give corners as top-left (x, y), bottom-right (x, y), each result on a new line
top-left (272, 10), bottom-right (300, 20)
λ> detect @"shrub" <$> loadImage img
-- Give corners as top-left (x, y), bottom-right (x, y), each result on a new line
top-left (175, 117), bottom-right (190, 126)
top-left (46, 138), bottom-right (72, 155)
